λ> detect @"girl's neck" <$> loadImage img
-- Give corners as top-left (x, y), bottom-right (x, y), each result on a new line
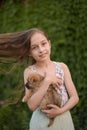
top-left (33, 60), bottom-right (55, 76)
top-left (35, 59), bottom-right (53, 69)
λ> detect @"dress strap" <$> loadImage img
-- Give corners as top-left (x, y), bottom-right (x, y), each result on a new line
top-left (54, 62), bottom-right (64, 80)
top-left (28, 65), bottom-right (37, 72)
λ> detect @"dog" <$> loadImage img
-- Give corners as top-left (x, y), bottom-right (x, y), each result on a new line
top-left (22, 72), bottom-right (61, 127)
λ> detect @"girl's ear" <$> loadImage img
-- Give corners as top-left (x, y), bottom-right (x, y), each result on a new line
top-left (49, 40), bottom-right (51, 48)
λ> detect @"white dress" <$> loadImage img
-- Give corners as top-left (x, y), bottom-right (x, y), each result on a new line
top-left (29, 62), bottom-right (75, 130)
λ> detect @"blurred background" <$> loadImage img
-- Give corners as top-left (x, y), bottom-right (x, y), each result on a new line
top-left (0, 0), bottom-right (87, 130)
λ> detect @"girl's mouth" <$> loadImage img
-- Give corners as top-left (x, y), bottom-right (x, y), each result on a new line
top-left (39, 53), bottom-right (47, 58)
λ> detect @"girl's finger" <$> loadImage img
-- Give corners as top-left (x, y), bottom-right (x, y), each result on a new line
top-left (41, 109), bottom-right (49, 114)
top-left (57, 77), bottom-right (63, 86)
top-left (47, 104), bottom-right (57, 109)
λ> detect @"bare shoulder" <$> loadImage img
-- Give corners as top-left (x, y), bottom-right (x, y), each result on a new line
top-left (24, 67), bottom-right (30, 75)
top-left (24, 66), bottom-right (33, 83)
top-left (60, 62), bottom-right (72, 79)
top-left (60, 62), bottom-right (69, 71)
top-left (24, 66), bottom-right (33, 76)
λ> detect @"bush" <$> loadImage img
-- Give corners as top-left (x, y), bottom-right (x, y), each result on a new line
top-left (0, 0), bottom-right (87, 129)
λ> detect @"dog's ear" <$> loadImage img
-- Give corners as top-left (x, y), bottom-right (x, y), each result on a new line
top-left (25, 82), bottom-right (29, 89)
top-left (40, 75), bottom-right (45, 81)
top-left (40, 72), bottom-right (46, 81)
top-left (30, 77), bottom-right (37, 83)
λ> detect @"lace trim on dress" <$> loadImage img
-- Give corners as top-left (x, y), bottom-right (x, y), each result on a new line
top-left (54, 62), bottom-right (69, 107)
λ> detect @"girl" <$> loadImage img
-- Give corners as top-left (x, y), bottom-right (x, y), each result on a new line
top-left (23, 28), bottom-right (79, 130)
top-left (0, 28), bottom-right (79, 130)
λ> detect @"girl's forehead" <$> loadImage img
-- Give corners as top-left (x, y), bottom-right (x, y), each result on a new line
top-left (30, 33), bottom-right (47, 45)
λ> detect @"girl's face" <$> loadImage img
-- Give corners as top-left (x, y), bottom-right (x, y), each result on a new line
top-left (29, 32), bottom-right (51, 62)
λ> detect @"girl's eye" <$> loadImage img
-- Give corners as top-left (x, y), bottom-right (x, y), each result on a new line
top-left (31, 46), bottom-right (37, 50)
top-left (42, 42), bottom-right (47, 46)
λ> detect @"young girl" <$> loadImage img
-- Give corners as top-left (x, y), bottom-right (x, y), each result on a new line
top-left (0, 28), bottom-right (79, 130)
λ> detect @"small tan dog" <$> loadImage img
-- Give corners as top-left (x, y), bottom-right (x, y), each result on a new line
top-left (22, 72), bottom-right (61, 127)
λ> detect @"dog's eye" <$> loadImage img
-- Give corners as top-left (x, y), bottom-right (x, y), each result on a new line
top-left (33, 79), bottom-right (37, 82)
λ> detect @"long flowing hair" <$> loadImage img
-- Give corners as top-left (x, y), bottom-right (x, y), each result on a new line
top-left (0, 28), bottom-right (49, 105)
top-left (0, 28), bottom-right (48, 62)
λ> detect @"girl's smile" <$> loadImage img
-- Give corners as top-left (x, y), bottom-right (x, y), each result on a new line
top-left (29, 33), bottom-right (51, 62)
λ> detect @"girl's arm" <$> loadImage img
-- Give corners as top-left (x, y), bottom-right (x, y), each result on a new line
top-left (42, 63), bottom-right (79, 117)
top-left (24, 68), bottom-right (51, 111)
top-left (24, 67), bottom-right (62, 111)
top-left (59, 62), bottom-right (79, 113)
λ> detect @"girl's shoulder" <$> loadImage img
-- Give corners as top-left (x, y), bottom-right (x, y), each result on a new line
top-left (60, 62), bottom-right (68, 68)
top-left (24, 66), bottom-right (30, 74)
top-left (24, 65), bottom-right (33, 76)
top-left (24, 65), bottom-right (35, 83)
top-left (59, 62), bottom-right (71, 76)
top-left (60, 62), bottom-right (69, 69)
top-left (55, 61), bottom-right (69, 73)
top-left (24, 64), bottom-right (37, 76)
top-left (54, 61), bottom-right (68, 69)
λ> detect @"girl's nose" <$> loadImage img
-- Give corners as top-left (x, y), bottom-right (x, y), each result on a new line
top-left (38, 46), bottom-right (44, 53)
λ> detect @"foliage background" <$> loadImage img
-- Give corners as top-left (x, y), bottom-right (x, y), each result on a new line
top-left (0, 0), bottom-right (87, 130)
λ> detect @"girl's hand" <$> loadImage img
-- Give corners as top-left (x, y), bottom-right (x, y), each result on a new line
top-left (43, 73), bottom-right (63, 88)
top-left (52, 76), bottom-right (63, 87)
top-left (41, 104), bottom-right (62, 118)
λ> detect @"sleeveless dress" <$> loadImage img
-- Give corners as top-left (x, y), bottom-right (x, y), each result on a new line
top-left (29, 62), bottom-right (75, 130)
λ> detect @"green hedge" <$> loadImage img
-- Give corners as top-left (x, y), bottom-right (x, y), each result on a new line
top-left (0, 0), bottom-right (87, 130)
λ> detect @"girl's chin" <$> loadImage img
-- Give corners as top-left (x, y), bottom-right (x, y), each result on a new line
top-left (39, 57), bottom-right (50, 62)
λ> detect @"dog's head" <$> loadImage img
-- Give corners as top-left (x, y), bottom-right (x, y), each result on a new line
top-left (25, 73), bottom-right (45, 89)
